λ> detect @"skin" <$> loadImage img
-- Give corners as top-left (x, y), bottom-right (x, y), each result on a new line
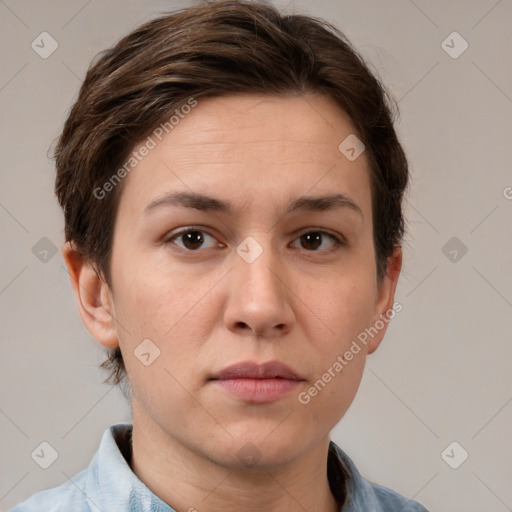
top-left (63, 93), bottom-right (402, 512)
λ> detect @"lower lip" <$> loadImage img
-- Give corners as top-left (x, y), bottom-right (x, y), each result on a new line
top-left (212, 378), bottom-right (301, 403)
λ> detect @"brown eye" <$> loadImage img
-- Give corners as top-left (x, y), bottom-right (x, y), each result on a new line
top-left (167, 229), bottom-right (219, 251)
top-left (292, 230), bottom-right (343, 252)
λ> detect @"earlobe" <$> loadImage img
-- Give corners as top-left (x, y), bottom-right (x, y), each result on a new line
top-left (366, 247), bottom-right (403, 355)
top-left (61, 242), bottom-right (119, 349)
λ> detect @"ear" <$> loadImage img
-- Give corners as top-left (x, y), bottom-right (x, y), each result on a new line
top-left (366, 246), bottom-right (402, 355)
top-left (61, 241), bottom-right (119, 349)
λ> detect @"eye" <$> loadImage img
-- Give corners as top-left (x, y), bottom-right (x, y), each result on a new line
top-left (290, 230), bottom-right (344, 253)
top-left (164, 227), bottom-right (344, 254)
top-left (166, 228), bottom-right (221, 251)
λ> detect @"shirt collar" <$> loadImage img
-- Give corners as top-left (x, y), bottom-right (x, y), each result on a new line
top-left (328, 440), bottom-right (384, 511)
top-left (87, 423), bottom-right (381, 512)
top-left (86, 423), bottom-right (172, 511)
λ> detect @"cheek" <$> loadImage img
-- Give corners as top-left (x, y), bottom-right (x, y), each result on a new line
top-left (304, 274), bottom-right (376, 351)
top-left (114, 254), bottom-right (206, 336)
top-left (296, 275), bottom-right (375, 411)
top-left (302, 339), bottom-right (367, 416)
top-left (112, 265), bottom-right (209, 422)
top-left (111, 258), bottom-right (219, 382)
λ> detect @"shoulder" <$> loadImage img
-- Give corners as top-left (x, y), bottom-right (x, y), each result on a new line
top-left (9, 423), bottom-right (147, 512)
top-left (370, 483), bottom-right (429, 511)
top-left (328, 441), bottom-right (429, 512)
top-left (9, 469), bottom-right (89, 512)
top-left (8, 423), bottom-right (128, 512)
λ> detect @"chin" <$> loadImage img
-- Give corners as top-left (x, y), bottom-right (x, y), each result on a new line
top-left (207, 429), bottom-right (311, 472)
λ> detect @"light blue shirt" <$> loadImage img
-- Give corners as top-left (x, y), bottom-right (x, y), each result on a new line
top-left (11, 423), bottom-right (429, 511)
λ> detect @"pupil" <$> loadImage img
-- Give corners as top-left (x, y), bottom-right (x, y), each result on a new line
top-left (184, 231), bottom-right (203, 250)
top-left (180, 232), bottom-right (323, 251)
top-left (302, 232), bottom-right (321, 250)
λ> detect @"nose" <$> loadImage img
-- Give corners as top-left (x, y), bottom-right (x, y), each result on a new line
top-left (223, 236), bottom-right (295, 339)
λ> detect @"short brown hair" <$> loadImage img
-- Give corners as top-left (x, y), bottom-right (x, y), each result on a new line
top-left (53, 0), bottom-right (409, 389)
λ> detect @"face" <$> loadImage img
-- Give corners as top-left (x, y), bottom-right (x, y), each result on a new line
top-left (85, 93), bottom-right (401, 469)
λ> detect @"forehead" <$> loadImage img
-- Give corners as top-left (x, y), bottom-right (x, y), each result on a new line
top-left (117, 93), bottom-right (372, 220)
top-left (160, 93), bottom-right (358, 158)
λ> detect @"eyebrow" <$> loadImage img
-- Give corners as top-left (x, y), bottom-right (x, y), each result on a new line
top-left (143, 191), bottom-right (363, 218)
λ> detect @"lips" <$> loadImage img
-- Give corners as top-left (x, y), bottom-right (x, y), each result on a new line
top-left (210, 360), bottom-right (304, 381)
top-left (209, 360), bottom-right (304, 403)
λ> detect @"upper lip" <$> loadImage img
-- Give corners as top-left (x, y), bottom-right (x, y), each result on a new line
top-left (211, 360), bottom-right (304, 381)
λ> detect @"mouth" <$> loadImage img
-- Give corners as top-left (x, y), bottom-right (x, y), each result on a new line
top-left (209, 360), bottom-right (305, 403)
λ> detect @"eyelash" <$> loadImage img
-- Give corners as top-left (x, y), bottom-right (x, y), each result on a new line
top-left (164, 227), bottom-right (345, 255)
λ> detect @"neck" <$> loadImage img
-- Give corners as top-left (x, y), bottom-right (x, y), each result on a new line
top-left (128, 403), bottom-right (340, 512)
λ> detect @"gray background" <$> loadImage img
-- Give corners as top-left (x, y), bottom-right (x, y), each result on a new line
top-left (1, 0), bottom-right (511, 511)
